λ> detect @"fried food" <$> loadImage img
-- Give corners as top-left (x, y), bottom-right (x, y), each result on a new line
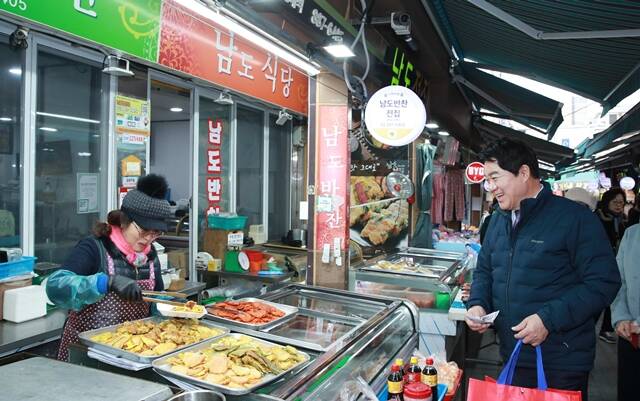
top-left (90, 319), bottom-right (223, 356)
top-left (207, 301), bottom-right (286, 325)
top-left (164, 335), bottom-right (307, 390)
top-left (360, 200), bottom-right (408, 245)
top-left (172, 300), bottom-right (205, 313)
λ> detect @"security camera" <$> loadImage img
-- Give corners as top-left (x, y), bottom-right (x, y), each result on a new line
top-left (391, 12), bottom-right (411, 36)
top-left (9, 27), bottom-right (29, 50)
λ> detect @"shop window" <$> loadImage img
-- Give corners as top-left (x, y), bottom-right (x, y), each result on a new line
top-left (34, 49), bottom-right (108, 264)
top-left (268, 114), bottom-right (291, 240)
top-left (198, 95), bottom-right (232, 250)
top-left (236, 105), bottom-right (264, 227)
top-left (0, 37), bottom-right (24, 248)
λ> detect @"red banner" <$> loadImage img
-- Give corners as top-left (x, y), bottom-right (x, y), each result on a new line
top-left (160, 0), bottom-right (308, 115)
top-left (315, 105), bottom-right (349, 264)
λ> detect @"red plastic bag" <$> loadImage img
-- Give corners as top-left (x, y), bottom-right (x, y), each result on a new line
top-left (467, 340), bottom-right (582, 401)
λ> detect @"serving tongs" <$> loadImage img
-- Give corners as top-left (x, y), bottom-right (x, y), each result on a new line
top-left (141, 291), bottom-right (188, 307)
top-left (142, 290), bottom-right (187, 298)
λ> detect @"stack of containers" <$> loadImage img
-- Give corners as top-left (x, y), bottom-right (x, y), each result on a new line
top-left (0, 252), bottom-right (39, 321)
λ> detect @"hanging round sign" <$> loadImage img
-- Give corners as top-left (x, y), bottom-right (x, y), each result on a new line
top-left (364, 85), bottom-right (426, 147)
top-left (620, 176), bottom-right (636, 190)
top-left (466, 162), bottom-right (485, 183)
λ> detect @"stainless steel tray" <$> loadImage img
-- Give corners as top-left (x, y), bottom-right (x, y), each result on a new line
top-left (204, 297), bottom-right (298, 330)
top-left (151, 333), bottom-right (311, 395)
top-left (360, 265), bottom-right (444, 278)
top-left (78, 316), bottom-right (230, 363)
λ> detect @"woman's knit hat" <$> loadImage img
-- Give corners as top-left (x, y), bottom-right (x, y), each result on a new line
top-left (121, 174), bottom-right (172, 231)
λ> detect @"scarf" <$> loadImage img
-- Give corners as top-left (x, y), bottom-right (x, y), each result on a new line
top-left (109, 225), bottom-right (150, 267)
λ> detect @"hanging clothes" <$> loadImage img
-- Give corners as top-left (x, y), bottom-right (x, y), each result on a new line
top-left (444, 169), bottom-right (465, 222)
top-left (431, 162), bottom-right (446, 225)
top-left (411, 143), bottom-right (436, 248)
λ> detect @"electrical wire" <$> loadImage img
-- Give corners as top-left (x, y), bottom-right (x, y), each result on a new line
top-left (342, 0), bottom-right (372, 99)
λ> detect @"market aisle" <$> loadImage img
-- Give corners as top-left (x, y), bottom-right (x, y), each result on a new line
top-left (464, 329), bottom-right (618, 401)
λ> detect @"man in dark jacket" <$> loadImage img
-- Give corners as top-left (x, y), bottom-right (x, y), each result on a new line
top-left (466, 138), bottom-right (621, 400)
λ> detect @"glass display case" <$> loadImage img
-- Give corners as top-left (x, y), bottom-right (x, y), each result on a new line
top-left (201, 284), bottom-right (419, 401)
top-left (348, 247), bottom-right (472, 310)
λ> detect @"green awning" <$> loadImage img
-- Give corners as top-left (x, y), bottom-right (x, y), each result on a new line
top-left (577, 100), bottom-right (640, 158)
top-left (474, 118), bottom-right (574, 165)
top-left (455, 62), bottom-right (564, 137)
top-left (432, 0), bottom-right (640, 115)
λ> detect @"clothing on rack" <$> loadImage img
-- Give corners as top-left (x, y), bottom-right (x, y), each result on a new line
top-left (444, 169), bottom-right (465, 222)
top-left (431, 162), bottom-right (446, 225)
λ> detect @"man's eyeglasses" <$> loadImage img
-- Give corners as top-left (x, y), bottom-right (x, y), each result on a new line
top-left (132, 221), bottom-right (164, 239)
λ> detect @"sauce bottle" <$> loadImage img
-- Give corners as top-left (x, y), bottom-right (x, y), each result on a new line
top-left (387, 364), bottom-right (404, 401)
top-left (395, 358), bottom-right (406, 383)
top-left (421, 357), bottom-right (438, 400)
top-left (406, 356), bottom-right (422, 383)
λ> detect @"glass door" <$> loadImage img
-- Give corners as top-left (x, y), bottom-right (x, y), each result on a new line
top-left (0, 34), bottom-right (24, 249)
top-left (34, 47), bottom-right (108, 264)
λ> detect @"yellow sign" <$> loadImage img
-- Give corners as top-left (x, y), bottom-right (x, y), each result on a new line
top-left (121, 155), bottom-right (142, 177)
top-left (115, 95), bottom-right (150, 136)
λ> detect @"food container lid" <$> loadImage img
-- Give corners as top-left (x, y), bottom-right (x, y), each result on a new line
top-left (404, 382), bottom-right (431, 397)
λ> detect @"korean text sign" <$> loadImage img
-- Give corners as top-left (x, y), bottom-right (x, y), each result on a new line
top-left (160, 0), bottom-right (309, 115)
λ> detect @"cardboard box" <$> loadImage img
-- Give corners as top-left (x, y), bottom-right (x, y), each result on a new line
top-left (167, 250), bottom-right (188, 272)
top-left (0, 277), bottom-right (32, 320)
top-left (203, 228), bottom-right (243, 261)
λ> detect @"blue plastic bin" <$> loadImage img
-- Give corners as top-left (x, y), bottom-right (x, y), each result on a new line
top-left (208, 215), bottom-right (248, 230)
top-left (0, 256), bottom-right (36, 280)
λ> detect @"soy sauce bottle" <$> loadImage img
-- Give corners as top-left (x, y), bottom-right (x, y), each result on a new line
top-left (406, 356), bottom-right (422, 383)
top-left (421, 357), bottom-right (438, 400)
top-left (387, 364), bottom-right (404, 401)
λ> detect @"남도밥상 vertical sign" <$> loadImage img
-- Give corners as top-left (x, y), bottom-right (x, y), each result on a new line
top-left (0, 0), bottom-right (162, 61)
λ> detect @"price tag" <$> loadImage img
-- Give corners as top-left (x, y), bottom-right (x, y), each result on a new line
top-left (227, 231), bottom-right (244, 246)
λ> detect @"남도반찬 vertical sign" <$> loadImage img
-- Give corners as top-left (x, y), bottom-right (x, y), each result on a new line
top-left (0, 0), bottom-right (162, 61)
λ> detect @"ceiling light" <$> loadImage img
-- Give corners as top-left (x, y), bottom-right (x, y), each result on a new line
top-left (36, 111), bottom-right (100, 124)
top-left (102, 55), bottom-right (134, 77)
top-left (9, 67), bottom-right (21, 75)
top-left (613, 131), bottom-right (640, 143)
top-left (170, 107), bottom-right (183, 113)
top-left (595, 156), bottom-right (610, 163)
top-left (592, 143), bottom-right (629, 159)
top-left (425, 122), bottom-right (439, 129)
top-left (323, 43), bottom-right (355, 58)
top-left (39, 127), bottom-right (58, 132)
top-left (174, 0), bottom-right (320, 76)
top-left (214, 90), bottom-right (234, 105)
top-left (0, 117), bottom-right (12, 122)
top-left (438, 131), bottom-right (450, 136)
top-left (276, 109), bottom-right (292, 126)
top-left (77, 152), bottom-right (92, 157)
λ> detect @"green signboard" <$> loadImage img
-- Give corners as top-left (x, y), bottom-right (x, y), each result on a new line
top-left (0, 0), bottom-right (162, 61)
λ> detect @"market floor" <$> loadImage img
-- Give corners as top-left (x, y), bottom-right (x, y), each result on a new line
top-left (462, 326), bottom-right (617, 401)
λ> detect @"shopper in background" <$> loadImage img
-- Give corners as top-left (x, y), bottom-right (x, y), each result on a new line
top-left (479, 198), bottom-right (498, 245)
top-left (594, 188), bottom-right (627, 344)
top-left (466, 138), bottom-right (620, 401)
top-left (626, 194), bottom-right (640, 226)
top-left (611, 224), bottom-right (640, 401)
top-left (46, 174), bottom-right (172, 361)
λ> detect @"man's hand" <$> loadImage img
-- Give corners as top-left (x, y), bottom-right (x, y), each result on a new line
top-left (512, 314), bottom-right (549, 346)
top-left (616, 320), bottom-right (633, 341)
top-left (466, 305), bottom-right (490, 333)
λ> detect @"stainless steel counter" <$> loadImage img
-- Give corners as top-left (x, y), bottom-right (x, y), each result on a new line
top-left (0, 356), bottom-right (172, 401)
top-left (0, 309), bottom-right (67, 357)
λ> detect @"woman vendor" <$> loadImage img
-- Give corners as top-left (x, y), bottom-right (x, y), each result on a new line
top-left (46, 174), bottom-right (172, 361)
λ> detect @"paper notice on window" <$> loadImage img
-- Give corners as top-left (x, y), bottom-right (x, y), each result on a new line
top-left (77, 173), bottom-right (99, 214)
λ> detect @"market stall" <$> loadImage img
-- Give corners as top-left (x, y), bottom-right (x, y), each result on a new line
top-left (349, 247), bottom-right (472, 359)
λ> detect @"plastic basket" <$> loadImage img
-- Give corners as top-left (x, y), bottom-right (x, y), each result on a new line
top-left (0, 256), bottom-right (36, 280)
top-left (207, 215), bottom-right (248, 230)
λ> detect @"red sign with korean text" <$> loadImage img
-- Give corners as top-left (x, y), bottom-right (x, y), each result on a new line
top-left (160, 0), bottom-right (308, 115)
top-left (466, 161), bottom-right (485, 183)
top-left (315, 105), bottom-right (349, 263)
top-left (206, 119), bottom-right (223, 215)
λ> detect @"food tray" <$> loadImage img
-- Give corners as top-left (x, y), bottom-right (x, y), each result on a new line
top-left (157, 302), bottom-right (207, 319)
top-left (78, 316), bottom-right (229, 363)
top-left (361, 264), bottom-right (446, 278)
top-left (152, 333), bottom-right (311, 395)
top-left (204, 297), bottom-right (298, 330)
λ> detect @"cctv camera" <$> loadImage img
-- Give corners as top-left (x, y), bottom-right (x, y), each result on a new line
top-left (9, 27), bottom-right (29, 50)
top-left (391, 12), bottom-right (411, 36)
